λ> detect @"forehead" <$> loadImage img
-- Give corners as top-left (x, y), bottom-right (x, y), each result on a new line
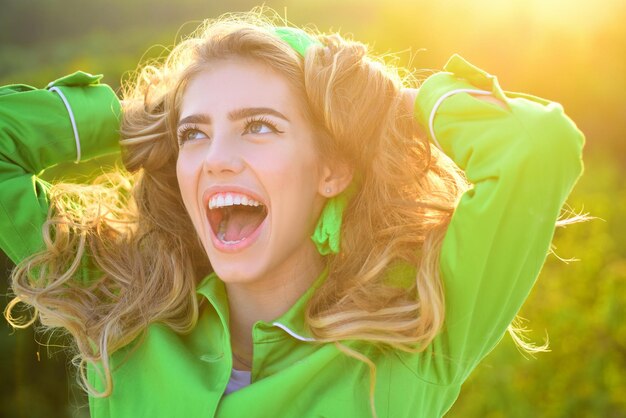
top-left (179, 58), bottom-right (299, 118)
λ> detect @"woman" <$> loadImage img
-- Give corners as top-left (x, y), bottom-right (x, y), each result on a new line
top-left (1, 11), bottom-right (584, 418)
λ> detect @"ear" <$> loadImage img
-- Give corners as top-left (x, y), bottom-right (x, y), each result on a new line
top-left (318, 161), bottom-right (354, 198)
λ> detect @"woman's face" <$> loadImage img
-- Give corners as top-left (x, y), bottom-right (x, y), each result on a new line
top-left (176, 57), bottom-right (327, 284)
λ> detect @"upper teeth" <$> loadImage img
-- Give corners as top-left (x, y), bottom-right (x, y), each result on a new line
top-left (209, 193), bottom-right (263, 210)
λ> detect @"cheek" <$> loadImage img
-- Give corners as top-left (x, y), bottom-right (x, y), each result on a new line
top-left (176, 154), bottom-right (201, 209)
top-left (254, 147), bottom-right (322, 221)
top-left (253, 148), bottom-right (320, 192)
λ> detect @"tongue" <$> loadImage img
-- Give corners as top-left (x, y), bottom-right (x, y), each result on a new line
top-left (221, 207), bottom-right (265, 242)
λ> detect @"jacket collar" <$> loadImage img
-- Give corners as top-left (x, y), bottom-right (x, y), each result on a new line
top-left (195, 267), bottom-right (329, 342)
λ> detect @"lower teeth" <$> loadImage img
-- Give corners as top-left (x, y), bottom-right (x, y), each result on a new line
top-left (217, 231), bottom-right (245, 245)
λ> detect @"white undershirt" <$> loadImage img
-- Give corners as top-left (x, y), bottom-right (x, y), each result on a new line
top-left (224, 368), bottom-right (252, 395)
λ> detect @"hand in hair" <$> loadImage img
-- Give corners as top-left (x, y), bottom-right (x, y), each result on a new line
top-left (470, 93), bottom-right (507, 109)
top-left (403, 87), bottom-right (507, 113)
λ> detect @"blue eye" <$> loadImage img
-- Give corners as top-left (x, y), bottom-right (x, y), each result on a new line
top-left (247, 121), bottom-right (272, 134)
top-left (177, 124), bottom-right (208, 145)
top-left (243, 117), bottom-right (283, 135)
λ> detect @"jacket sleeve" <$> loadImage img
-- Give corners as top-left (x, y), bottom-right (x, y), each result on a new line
top-left (0, 72), bottom-right (121, 265)
top-left (408, 55), bottom-right (584, 385)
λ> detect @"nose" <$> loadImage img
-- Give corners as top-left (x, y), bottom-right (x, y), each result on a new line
top-left (202, 133), bottom-right (245, 176)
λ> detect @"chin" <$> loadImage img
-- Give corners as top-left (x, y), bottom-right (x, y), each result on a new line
top-left (205, 250), bottom-right (268, 283)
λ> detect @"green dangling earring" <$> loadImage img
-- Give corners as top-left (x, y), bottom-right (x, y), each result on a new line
top-left (310, 182), bottom-right (357, 255)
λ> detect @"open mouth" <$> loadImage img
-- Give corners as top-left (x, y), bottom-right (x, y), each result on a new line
top-left (207, 192), bottom-right (268, 245)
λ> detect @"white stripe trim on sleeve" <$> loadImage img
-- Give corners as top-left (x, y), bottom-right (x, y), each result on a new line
top-left (428, 88), bottom-right (492, 151)
top-left (48, 86), bottom-right (82, 163)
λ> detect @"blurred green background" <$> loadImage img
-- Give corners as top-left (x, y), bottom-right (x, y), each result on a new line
top-left (1, 0), bottom-right (624, 417)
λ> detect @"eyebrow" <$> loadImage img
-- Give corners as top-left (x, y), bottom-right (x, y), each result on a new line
top-left (178, 107), bottom-right (290, 127)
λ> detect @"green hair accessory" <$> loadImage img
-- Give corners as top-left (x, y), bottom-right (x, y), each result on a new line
top-left (273, 26), bottom-right (322, 57)
top-left (311, 182), bottom-right (357, 256)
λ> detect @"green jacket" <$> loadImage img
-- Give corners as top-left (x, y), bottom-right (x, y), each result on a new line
top-left (0, 56), bottom-right (584, 417)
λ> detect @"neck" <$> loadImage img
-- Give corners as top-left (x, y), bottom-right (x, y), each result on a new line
top-left (226, 244), bottom-right (324, 369)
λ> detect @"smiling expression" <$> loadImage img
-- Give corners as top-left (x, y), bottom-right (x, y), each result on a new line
top-left (176, 57), bottom-right (328, 285)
